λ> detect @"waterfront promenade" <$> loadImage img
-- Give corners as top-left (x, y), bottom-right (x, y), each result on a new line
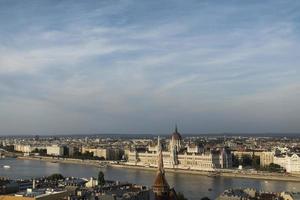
top-left (17, 156), bottom-right (300, 182)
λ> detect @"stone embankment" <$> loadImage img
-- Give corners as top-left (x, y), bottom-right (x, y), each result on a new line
top-left (112, 164), bottom-right (300, 182)
top-left (18, 156), bottom-right (110, 167)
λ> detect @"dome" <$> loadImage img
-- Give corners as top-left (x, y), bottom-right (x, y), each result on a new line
top-left (172, 132), bottom-right (182, 140)
top-left (171, 125), bottom-right (182, 140)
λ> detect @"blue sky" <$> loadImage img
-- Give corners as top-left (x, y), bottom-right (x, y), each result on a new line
top-left (0, 0), bottom-right (300, 135)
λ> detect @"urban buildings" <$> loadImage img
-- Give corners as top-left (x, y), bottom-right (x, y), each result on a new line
top-left (260, 149), bottom-right (300, 174)
top-left (0, 177), bottom-right (152, 200)
top-left (46, 145), bottom-right (64, 157)
top-left (216, 188), bottom-right (300, 200)
top-left (127, 127), bottom-right (232, 171)
top-left (260, 151), bottom-right (275, 167)
top-left (273, 153), bottom-right (300, 174)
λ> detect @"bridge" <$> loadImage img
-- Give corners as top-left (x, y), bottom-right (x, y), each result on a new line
top-left (0, 148), bottom-right (9, 153)
top-left (0, 148), bottom-right (16, 158)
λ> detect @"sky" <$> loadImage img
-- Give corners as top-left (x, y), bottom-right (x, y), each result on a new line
top-left (0, 0), bottom-right (300, 135)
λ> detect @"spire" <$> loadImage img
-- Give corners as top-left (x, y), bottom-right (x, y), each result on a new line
top-left (157, 136), bottom-right (161, 152)
top-left (158, 148), bottom-right (164, 174)
top-left (175, 124), bottom-right (178, 133)
top-left (153, 139), bottom-right (171, 199)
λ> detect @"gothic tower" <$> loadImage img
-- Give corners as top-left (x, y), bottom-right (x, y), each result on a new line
top-left (152, 144), bottom-right (178, 200)
top-left (153, 148), bottom-right (170, 198)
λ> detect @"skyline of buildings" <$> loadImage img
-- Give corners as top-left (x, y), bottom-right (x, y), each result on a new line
top-left (0, 0), bottom-right (299, 199)
top-left (1, 127), bottom-right (300, 199)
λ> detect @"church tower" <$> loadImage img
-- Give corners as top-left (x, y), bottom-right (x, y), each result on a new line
top-left (152, 143), bottom-right (178, 200)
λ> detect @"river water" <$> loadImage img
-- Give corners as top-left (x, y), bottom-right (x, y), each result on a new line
top-left (0, 158), bottom-right (299, 200)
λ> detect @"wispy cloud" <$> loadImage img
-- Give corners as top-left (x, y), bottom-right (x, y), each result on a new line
top-left (0, 0), bottom-right (299, 134)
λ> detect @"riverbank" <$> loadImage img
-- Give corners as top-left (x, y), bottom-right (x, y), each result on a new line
top-left (111, 163), bottom-right (300, 182)
top-left (18, 156), bottom-right (105, 167)
top-left (18, 156), bottom-right (300, 182)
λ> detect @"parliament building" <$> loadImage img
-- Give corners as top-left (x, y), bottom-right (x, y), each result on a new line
top-left (127, 126), bottom-right (232, 171)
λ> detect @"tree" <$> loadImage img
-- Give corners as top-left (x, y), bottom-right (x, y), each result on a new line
top-left (241, 155), bottom-right (252, 166)
top-left (177, 192), bottom-right (188, 200)
top-left (232, 154), bottom-right (240, 167)
top-left (47, 173), bottom-right (64, 181)
top-left (201, 197), bottom-right (211, 200)
top-left (98, 171), bottom-right (105, 186)
top-left (266, 163), bottom-right (284, 172)
top-left (252, 155), bottom-right (260, 170)
top-left (31, 148), bottom-right (47, 156)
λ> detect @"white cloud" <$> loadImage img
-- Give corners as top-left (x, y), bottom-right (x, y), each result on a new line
top-left (0, 0), bottom-right (300, 134)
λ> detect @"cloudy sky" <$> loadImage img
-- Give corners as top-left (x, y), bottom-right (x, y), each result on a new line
top-left (0, 0), bottom-right (300, 135)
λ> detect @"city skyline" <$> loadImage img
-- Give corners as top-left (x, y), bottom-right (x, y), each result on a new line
top-left (0, 0), bottom-right (300, 135)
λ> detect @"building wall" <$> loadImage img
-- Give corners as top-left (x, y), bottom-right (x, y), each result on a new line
top-left (46, 145), bottom-right (64, 156)
top-left (178, 153), bottom-right (221, 170)
top-left (14, 145), bottom-right (33, 153)
top-left (187, 145), bottom-right (202, 154)
top-left (273, 154), bottom-right (300, 173)
top-left (286, 154), bottom-right (300, 173)
top-left (232, 150), bottom-right (262, 158)
top-left (273, 156), bottom-right (287, 169)
top-left (14, 145), bottom-right (46, 153)
top-left (82, 147), bottom-right (123, 160)
top-left (85, 178), bottom-right (98, 188)
top-left (127, 150), bottom-right (231, 171)
top-left (260, 152), bottom-right (274, 167)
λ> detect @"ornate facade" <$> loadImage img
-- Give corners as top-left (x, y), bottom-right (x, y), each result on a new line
top-left (127, 127), bottom-right (232, 171)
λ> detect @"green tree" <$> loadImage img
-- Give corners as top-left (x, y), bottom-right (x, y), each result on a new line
top-left (241, 155), bottom-right (252, 166)
top-left (252, 155), bottom-right (260, 170)
top-left (47, 173), bottom-right (64, 181)
top-left (201, 197), bottom-right (211, 200)
top-left (177, 192), bottom-right (188, 200)
top-left (98, 171), bottom-right (105, 186)
top-left (232, 155), bottom-right (240, 167)
top-left (31, 148), bottom-right (47, 156)
top-left (266, 163), bottom-right (284, 172)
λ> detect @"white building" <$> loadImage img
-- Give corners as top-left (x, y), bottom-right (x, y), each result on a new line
top-left (14, 144), bottom-right (33, 153)
top-left (85, 177), bottom-right (98, 188)
top-left (286, 154), bottom-right (300, 174)
top-left (47, 145), bottom-right (64, 156)
top-left (81, 147), bottom-right (123, 160)
top-left (260, 151), bottom-right (275, 167)
top-left (14, 144), bottom-right (47, 153)
top-left (274, 153), bottom-right (300, 174)
top-left (186, 143), bottom-right (202, 154)
top-left (127, 127), bottom-right (232, 171)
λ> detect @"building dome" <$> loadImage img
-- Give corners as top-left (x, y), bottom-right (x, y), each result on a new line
top-left (171, 125), bottom-right (182, 141)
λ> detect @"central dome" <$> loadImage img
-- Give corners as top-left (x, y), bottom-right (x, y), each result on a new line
top-left (171, 125), bottom-right (182, 140)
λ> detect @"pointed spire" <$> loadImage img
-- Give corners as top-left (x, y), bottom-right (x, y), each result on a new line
top-left (157, 136), bottom-right (161, 152)
top-left (175, 123), bottom-right (178, 133)
top-left (158, 147), bottom-right (164, 174)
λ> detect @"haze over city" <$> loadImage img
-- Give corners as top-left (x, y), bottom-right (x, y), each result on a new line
top-left (0, 0), bottom-right (300, 135)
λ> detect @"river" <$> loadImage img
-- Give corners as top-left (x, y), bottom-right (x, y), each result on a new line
top-left (0, 158), bottom-right (299, 199)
